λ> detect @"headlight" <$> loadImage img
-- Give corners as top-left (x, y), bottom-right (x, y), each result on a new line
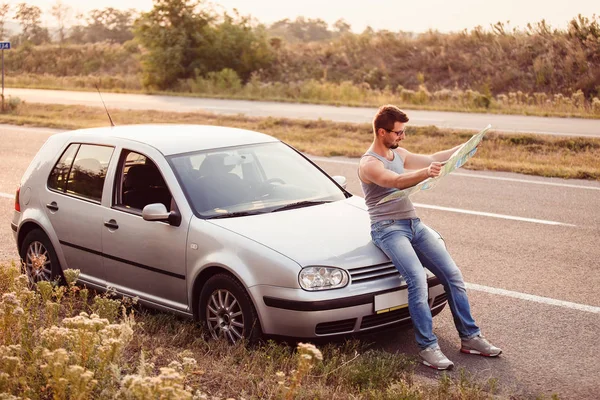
top-left (299, 266), bottom-right (349, 291)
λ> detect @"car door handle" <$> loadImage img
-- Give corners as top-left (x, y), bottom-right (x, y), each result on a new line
top-left (104, 219), bottom-right (119, 230)
top-left (46, 202), bottom-right (59, 211)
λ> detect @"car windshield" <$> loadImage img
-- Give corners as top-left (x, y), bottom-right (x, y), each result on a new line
top-left (169, 142), bottom-right (348, 218)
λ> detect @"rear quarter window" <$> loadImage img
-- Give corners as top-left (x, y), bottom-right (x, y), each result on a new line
top-left (48, 143), bottom-right (114, 202)
top-left (48, 143), bottom-right (78, 192)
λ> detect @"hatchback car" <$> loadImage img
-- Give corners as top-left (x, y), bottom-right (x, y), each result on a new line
top-left (11, 124), bottom-right (447, 343)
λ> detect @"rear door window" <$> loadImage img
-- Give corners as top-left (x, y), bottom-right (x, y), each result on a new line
top-left (48, 143), bottom-right (114, 203)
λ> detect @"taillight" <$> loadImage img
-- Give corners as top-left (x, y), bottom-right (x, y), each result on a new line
top-left (15, 186), bottom-right (20, 212)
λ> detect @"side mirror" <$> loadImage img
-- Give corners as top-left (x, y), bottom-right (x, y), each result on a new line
top-left (332, 175), bottom-right (347, 189)
top-left (142, 203), bottom-right (181, 226)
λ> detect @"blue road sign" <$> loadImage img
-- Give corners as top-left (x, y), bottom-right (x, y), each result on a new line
top-left (0, 42), bottom-right (10, 50)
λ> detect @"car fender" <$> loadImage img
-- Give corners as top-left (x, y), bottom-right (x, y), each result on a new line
top-left (15, 207), bottom-right (67, 270)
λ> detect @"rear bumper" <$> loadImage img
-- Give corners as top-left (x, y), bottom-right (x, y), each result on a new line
top-left (11, 222), bottom-right (18, 242)
top-left (251, 276), bottom-right (447, 338)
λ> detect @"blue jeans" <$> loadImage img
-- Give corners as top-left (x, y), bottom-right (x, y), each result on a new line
top-left (371, 218), bottom-right (480, 350)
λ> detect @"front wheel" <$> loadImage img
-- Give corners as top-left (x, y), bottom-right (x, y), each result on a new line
top-left (20, 229), bottom-right (63, 285)
top-left (199, 274), bottom-right (261, 344)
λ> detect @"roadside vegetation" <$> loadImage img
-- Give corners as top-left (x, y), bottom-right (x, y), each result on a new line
top-left (2, 2), bottom-right (600, 118)
top-left (1, 101), bottom-right (599, 181)
top-left (0, 262), bottom-right (505, 399)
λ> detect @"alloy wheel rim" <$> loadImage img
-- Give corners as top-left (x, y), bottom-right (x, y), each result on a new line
top-left (25, 241), bottom-right (52, 284)
top-left (206, 289), bottom-right (245, 343)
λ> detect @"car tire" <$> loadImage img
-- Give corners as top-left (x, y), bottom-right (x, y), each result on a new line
top-left (199, 273), bottom-right (261, 344)
top-left (20, 229), bottom-right (63, 285)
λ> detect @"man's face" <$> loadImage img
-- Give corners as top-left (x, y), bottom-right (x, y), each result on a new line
top-left (383, 121), bottom-right (406, 149)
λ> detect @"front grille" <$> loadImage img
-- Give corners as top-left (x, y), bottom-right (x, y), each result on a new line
top-left (348, 262), bottom-right (399, 284)
top-left (432, 293), bottom-right (448, 308)
top-left (315, 318), bottom-right (357, 335)
top-left (360, 307), bottom-right (411, 330)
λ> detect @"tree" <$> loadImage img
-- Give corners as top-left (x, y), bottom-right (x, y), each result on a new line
top-left (14, 3), bottom-right (50, 45)
top-left (0, 3), bottom-right (10, 39)
top-left (134, 0), bottom-right (213, 89)
top-left (268, 17), bottom-right (333, 43)
top-left (86, 8), bottom-right (135, 43)
top-left (333, 19), bottom-right (351, 35)
top-left (68, 7), bottom-right (135, 43)
top-left (200, 11), bottom-right (274, 81)
top-left (51, 0), bottom-right (71, 43)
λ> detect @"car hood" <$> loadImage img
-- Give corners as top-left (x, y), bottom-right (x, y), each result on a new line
top-left (209, 196), bottom-right (389, 268)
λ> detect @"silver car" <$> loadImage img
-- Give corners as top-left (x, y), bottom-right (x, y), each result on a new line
top-left (11, 124), bottom-right (447, 343)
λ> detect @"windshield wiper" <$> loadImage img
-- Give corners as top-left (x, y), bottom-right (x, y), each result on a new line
top-left (207, 210), bottom-right (266, 219)
top-left (270, 200), bottom-right (331, 213)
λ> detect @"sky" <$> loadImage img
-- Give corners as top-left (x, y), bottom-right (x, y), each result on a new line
top-left (9, 0), bottom-right (600, 33)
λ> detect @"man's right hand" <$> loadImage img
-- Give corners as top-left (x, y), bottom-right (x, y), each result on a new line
top-left (427, 162), bottom-right (443, 178)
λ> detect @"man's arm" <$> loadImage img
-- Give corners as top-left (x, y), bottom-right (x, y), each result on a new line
top-left (402, 144), bottom-right (462, 170)
top-left (359, 156), bottom-right (442, 190)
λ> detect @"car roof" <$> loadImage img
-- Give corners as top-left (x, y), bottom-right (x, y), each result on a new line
top-left (59, 124), bottom-right (279, 155)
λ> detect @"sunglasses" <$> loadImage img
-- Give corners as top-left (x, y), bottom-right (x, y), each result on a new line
top-left (384, 128), bottom-right (406, 136)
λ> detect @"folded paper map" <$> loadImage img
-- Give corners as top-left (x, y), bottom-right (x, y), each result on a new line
top-left (377, 124), bottom-right (492, 205)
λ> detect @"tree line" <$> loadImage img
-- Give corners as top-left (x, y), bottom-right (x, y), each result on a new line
top-left (2, 0), bottom-right (600, 101)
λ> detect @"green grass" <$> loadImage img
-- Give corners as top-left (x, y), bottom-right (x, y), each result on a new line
top-left (2, 102), bottom-right (599, 180)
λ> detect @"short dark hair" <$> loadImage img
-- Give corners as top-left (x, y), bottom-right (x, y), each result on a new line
top-left (373, 105), bottom-right (409, 133)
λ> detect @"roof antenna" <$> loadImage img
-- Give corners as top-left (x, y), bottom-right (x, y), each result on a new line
top-left (95, 83), bottom-right (115, 127)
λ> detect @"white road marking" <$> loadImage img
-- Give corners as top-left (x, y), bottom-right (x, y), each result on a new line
top-left (413, 203), bottom-right (575, 226)
top-left (452, 172), bottom-right (600, 191)
top-left (0, 192), bottom-right (13, 199)
top-left (310, 156), bottom-right (599, 191)
top-left (466, 282), bottom-right (600, 314)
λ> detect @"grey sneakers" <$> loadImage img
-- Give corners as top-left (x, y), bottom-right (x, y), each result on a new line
top-left (419, 347), bottom-right (455, 370)
top-left (420, 336), bottom-right (502, 370)
top-left (461, 334), bottom-right (503, 357)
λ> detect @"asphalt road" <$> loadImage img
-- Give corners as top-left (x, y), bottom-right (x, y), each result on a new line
top-left (2, 125), bottom-right (600, 399)
top-left (6, 88), bottom-right (600, 138)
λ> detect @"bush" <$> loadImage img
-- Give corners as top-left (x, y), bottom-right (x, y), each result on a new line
top-left (592, 97), bottom-right (600, 114)
top-left (1, 96), bottom-right (22, 113)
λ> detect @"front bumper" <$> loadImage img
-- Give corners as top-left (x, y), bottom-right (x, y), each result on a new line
top-left (251, 275), bottom-right (447, 338)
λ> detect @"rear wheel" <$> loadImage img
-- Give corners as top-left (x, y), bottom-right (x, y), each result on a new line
top-left (199, 274), bottom-right (261, 344)
top-left (20, 229), bottom-right (63, 285)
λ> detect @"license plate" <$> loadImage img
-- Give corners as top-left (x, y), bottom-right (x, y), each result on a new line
top-left (374, 290), bottom-right (408, 314)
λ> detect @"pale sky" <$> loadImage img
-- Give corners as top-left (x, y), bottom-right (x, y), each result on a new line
top-left (9, 0), bottom-right (600, 33)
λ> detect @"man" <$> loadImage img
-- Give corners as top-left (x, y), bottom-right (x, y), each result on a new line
top-left (358, 104), bottom-right (501, 370)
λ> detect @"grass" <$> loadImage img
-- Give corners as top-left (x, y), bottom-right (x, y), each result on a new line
top-left (2, 101), bottom-right (600, 180)
top-left (0, 262), bottom-right (507, 399)
top-left (6, 74), bottom-right (600, 120)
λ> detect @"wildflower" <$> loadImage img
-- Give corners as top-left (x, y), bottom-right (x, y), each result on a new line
top-left (2, 293), bottom-right (19, 306)
top-left (297, 342), bottom-right (323, 360)
top-left (181, 357), bottom-right (197, 374)
top-left (275, 371), bottom-right (286, 385)
top-left (14, 274), bottom-right (29, 287)
top-left (168, 360), bottom-right (183, 372)
top-left (63, 269), bottom-right (80, 286)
